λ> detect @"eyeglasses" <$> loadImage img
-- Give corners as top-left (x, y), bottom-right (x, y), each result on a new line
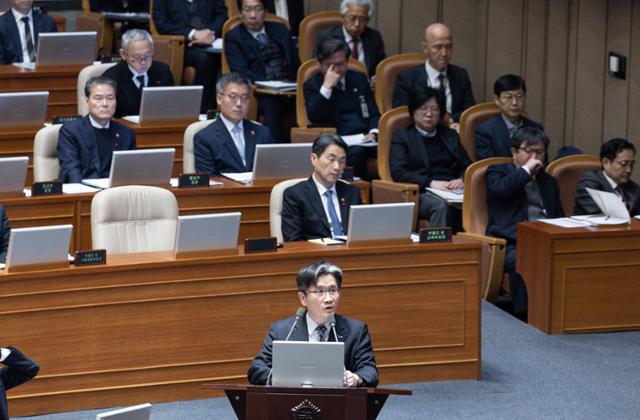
top-left (90, 95), bottom-right (115, 103)
top-left (242, 5), bottom-right (264, 13)
top-left (613, 159), bottom-right (635, 169)
top-left (221, 93), bottom-right (251, 103)
top-left (416, 106), bottom-right (440, 115)
top-left (128, 54), bottom-right (153, 63)
top-left (306, 287), bottom-right (340, 298)
top-left (344, 14), bottom-right (369, 24)
top-left (499, 93), bottom-right (525, 103)
top-left (519, 147), bottom-right (545, 156)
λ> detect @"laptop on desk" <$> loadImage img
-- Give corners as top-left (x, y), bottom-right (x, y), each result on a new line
top-left (272, 341), bottom-right (345, 387)
top-left (173, 212), bottom-right (241, 256)
top-left (35, 32), bottom-right (97, 67)
top-left (81, 148), bottom-right (175, 189)
top-left (345, 203), bottom-right (415, 245)
top-left (0, 157), bottom-right (28, 193)
top-left (0, 92), bottom-right (48, 127)
top-left (4, 225), bottom-right (72, 270)
top-left (123, 86), bottom-right (203, 124)
top-left (252, 143), bottom-right (313, 181)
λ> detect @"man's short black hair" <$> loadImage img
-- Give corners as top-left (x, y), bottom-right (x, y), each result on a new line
top-left (494, 74), bottom-right (526, 96)
top-left (407, 87), bottom-right (444, 120)
top-left (84, 76), bottom-right (117, 98)
top-left (237, 0), bottom-right (266, 10)
top-left (296, 261), bottom-right (344, 292)
top-left (312, 133), bottom-right (349, 158)
top-left (316, 36), bottom-right (351, 63)
top-left (600, 138), bottom-right (636, 161)
top-left (511, 126), bottom-right (549, 150)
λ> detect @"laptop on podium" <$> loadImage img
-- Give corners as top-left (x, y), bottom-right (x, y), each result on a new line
top-left (272, 341), bottom-right (345, 387)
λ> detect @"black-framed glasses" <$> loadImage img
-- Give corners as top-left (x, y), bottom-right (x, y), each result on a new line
top-left (306, 288), bottom-right (340, 298)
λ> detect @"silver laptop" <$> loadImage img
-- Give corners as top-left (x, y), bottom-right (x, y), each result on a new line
top-left (346, 203), bottom-right (415, 245)
top-left (5, 225), bottom-right (72, 269)
top-left (272, 341), bottom-right (345, 387)
top-left (36, 32), bottom-right (97, 67)
top-left (252, 143), bottom-right (313, 181)
top-left (134, 86), bottom-right (203, 123)
top-left (173, 212), bottom-right (241, 256)
top-left (0, 92), bottom-right (48, 127)
top-left (96, 403), bottom-right (151, 420)
top-left (0, 157), bottom-right (28, 192)
top-left (82, 148), bottom-right (175, 189)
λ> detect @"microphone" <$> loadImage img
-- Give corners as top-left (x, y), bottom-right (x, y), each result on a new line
top-left (284, 307), bottom-right (307, 341)
top-left (328, 315), bottom-right (338, 342)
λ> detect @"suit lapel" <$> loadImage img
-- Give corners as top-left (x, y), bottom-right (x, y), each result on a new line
top-left (290, 316), bottom-right (309, 341)
top-left (305, 178), bottom-right (331, 233)
top-left (331, 316), bottom-right (348, 342)
top-left (215, 119), bottom-right (246, 170)
top-left (336, 181), bottom-right (351, 231)
top-left (409, 127), bottom-right (431, 170)
top-left (6, 15), bottom-right (22, 62)
top-left (81, 117), bottom-right (101, 173)
top-left (243, 121), bottom-right (257, 171)
top-left (123, 64), bottom-right (141, 112)
top-left (596, 171), bottom-right (616, 194)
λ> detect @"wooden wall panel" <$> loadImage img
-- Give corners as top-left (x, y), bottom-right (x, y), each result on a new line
top-left (629, 1), bottom-right (640, 183)
top-left (400, 0), bottom-right (439, 54)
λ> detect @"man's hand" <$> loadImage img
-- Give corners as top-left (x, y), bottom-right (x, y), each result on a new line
top-left (524, 156), bottom-right (543, 176)
top-left (322, 64), bottom-right (341, 90)
top-left (363, 133), bottom-right (377, 142)
top-left (449, 122), bottom-right (460, 133)
top-left (445, 178), bottom-right (464, 190)
top-left (344, 370), bottom-right (362, 387)
top-left (189, 29), bottom-right (215, 46)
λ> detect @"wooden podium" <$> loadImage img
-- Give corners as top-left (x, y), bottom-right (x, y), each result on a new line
top-left (204, 384), bottom-right (411, 420)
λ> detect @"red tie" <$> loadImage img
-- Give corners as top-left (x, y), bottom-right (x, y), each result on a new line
top-left (351, 39), bottom-right (359, 60)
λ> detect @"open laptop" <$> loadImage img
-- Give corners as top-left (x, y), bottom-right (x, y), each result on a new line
top-left (0, 92), bottom-right (48, 127)
top-left (345, 203), bottom-right (415, 245)
top-left (36, 32), bottom-right (97, 67)
top-left (96, 403), bottom-right (151, 420)
top-left (252, 143), bottom-right (313, 181)
top-left (82, 148), bottom-right (175, 189)
top-left (0, 157), bottom-right (28, 193)
top-left (124, 86), bottom-right (203, 124)
top-left (272, 341), bottom-right (345, 387)
top-left (173, 212), bottom-right (241, 256)
top-left (4, 225), bottom-right (72, 270)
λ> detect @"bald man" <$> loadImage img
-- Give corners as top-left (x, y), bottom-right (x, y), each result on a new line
top-left (392, 23), bottom-right (475, 123)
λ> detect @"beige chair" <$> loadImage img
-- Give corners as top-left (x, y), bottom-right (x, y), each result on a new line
top-left (546, 154), bottom-right (601, 216)
top-left (183, 119), bottom-right (216, 173)
top-left (458, 102), bottom-right (501, 162)
top-left (33, 124), bottom-right (62, 182)
top-left (374, 53), bottom-right (425, 114)
top-left (298, 11), bottom-right (342, 63)
top-left (225, 0), bottom-right (239, 16)
top-left (269, 178), bottom-right (306, 243)
top-left (91, 185), bottom-right (179, 254)
top-left (77, 63), bottom-right (117, 115)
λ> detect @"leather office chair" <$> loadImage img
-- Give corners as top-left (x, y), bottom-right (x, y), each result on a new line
top-left (458, 157), bottom-right (510, 302)
top-left (91, 185), bottom-right (179, 254)
top-left (374, 53), bottom-right (425, 113)
top-left (182, 119), bottom-right (216, 173)
top-left (269, 177), bottom-right (306, 244)
top-left (297, 11), bottom-right (342, 63)
top-left (77, 63), bottom-right (117, 115)
top-left (33, 124), bottom-right (62, 182)
top-left (546, 154), bottom-right (601, 216)
top-left (149, 0), bottom-right (189, 85)
top-left (225, 0), bottom-right (239, 17)
top-left (458, 102), bottom-right (501, 162)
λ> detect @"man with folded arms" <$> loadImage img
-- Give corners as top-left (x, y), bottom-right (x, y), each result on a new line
top-left (574, 138), bottom-right (640, 216)
top-left (58, 77), bottom-right (136, 183)
top-left (248, 261), bottom-right (378, 387)
top-left (0, 346), bottom-right (39, 420)
top-left (0, 0), bottom-right (57, 64)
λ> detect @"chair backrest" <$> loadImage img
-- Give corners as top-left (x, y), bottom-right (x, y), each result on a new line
top-left (295, 58), bottom-right (367, 128)
top-left (270, 177), bottom-right (306, 243)
top-left (77, 63), bottom-right (117, 115)
top-left (458, 102), bottom-right (501, 162)
top-left (462, 157), bottom-right (511, 235)
top-left (183, 119), bottom-right (216, 173)
top-left (91, 185), bottom-right (179, 254)
top-left (298, 11), bottom-right (342, 63)
top-left (546, 154), bottom-right (601, 216)
top-left (33, 124), bottom-right (62, 182)
top-left (374, 53), bottom-right (425, 114)
top-left (225, 0), bottom-right (239, 16)
top-left (377, 106), bottom-right (413, 182)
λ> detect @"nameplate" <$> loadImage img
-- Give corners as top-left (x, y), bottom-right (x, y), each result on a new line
top-left (101, 55), bottom-right (123, 63)
top-left (74, 249), bottom-right (107, 266)
top-left (52, 115), bottom-right (82, 125)
top-left (244, 237), bottom-right (277, 254)
top-left (31, 181), bottom-right (62, 196)
top-left (206, 109), bottom-right (219, 120)
top-left (178, 173), bottom-right (209, 188)
top-left (419, 227), bottom-right (452, 243)
top-left (341, 166), bottom-right (354, 181)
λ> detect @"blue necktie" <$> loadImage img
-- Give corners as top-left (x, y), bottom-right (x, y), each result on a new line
top-left (325, 190), bottom-right (344, 237)
top-left (256, 32), bottom-right (268, 47)
top-left (315, 325), bottom-right (327, 342)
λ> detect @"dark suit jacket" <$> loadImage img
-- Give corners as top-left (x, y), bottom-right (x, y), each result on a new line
top-left (57, 116), bottom-right (137, 183)
top-left (247, 313), bottom-right (378, 387)
top-left (475, 114), bottom-right (544, 160)
top-left (265, 0), bottom-right (304, 36)
top-left (486, 162), bottom-right (564, 243)
top-left (224, 21), bottom-right (300, 82)
top-left (282, 177), bottom-right (362, 241)
top-left (194, 117), bottom-right (273, 176)
top-left (152, 0), bottom-right (227, 38)
top-left (392, 62), bottom-right (475, 122)
top-left (89, 0), bottom-right (148, 12)
top-left (102, 60), bottom-right (175, 118)
top-left (390, 125), bottom-right (471, 190)
top-left (315, 25), bottom-right (386, 76)
top-left (0, 205), bottom-right (10, 264)
top-left (0, 346), bottom-right (39, 420)
top-left (574, 170), bottom-right (640, 216)
top-left (0, 9), bottom-right (57, 64)
top-left (304, 70), bottom-right (379, 135)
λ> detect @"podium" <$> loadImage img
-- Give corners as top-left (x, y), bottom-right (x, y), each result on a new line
top-left (204, 384), bottom-right (412, 420)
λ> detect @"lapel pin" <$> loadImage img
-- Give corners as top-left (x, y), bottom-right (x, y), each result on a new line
top-left (115, 132), bottom-right (120, 138)
top-left (250, 130), bottom-right (255, 136)
top-left (340, 197), bottom-right (346, 205)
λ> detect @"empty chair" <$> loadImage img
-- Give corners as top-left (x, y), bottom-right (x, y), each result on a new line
top-left (546, 154), bottom-right (601, 216)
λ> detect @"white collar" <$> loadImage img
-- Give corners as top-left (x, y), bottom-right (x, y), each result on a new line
top-left (12, 8), bottom-right (32, 22)
top-left (219, 114), bottom-right (244, 133)
top-left (415, 125), bottom-right (437, 138)
top-left (247, 27), bottom-right (266, 39)
top-left (88, 115), bottom-right (110, 129)
top-left (312, 173), bottom-right (337, 197)
top-left (425, 60), bottom-right (446, 82)
top-left (305, 313), bottom-right (330, 338)
top-left (501, 113), bottom-right (522, 131)
top-left (602, 171), bottom-right (619, 190)
top-left (127, 65), bottom-right (147, 79)
top-left (342, 25), bottom-right (354, 43)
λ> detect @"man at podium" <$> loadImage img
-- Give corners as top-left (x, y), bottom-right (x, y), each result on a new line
top-left (248, 261), bottom-right (378, 387)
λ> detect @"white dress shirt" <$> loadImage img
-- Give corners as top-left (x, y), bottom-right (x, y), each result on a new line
top-left (0, 347), bottom-right (11, 362)
top-left (88, 115), bottom-right (111, 129)
top-left (305, 313), bottom-right (330, 342)
top-left (12, 8), bottom-right (35, 63)
top-left (312, 173), bottom-right (342, 225)
top-left (342, 26), bottom-right (364, 64)
top-left (425, 60), bottom-right (452, 114)
top-left (219, 114), bottom-right (246, 166)
top-left (128, 65), bottom-right (148, 89)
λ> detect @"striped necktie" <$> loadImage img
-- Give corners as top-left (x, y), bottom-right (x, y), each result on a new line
top-left (21, 17), bottom-right (36, 62)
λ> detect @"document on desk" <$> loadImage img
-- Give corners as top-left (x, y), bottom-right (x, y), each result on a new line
top-left (341, 134), bottom-right (377, 148)
top-left (539, 218), bottom-right (594, 228)
top-left (308, 238), bottom-right (345, 246)
top-left (63, 183), bottom-right (102, 194)
top-left (425, 187), bottom-right (464, 204)
top-left (169, 178), bottom-right (223, 187)
top-left (222, 172), bottom-right (253, 184)
top-left (584, 187), bottom-right (630, 224)
top-left (254, 80), bottom-right (297, 92)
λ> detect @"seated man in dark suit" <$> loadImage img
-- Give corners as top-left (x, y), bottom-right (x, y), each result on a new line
top-left (0, 0), bottom-right (57, 64)
top-left (282, 133), bottom-right (362, 241)
top-left (0, 204), bottom-right (10, 264)
top-left (485, 127), bottom-right (564, 321)
top-left (265, 0), bottom-right (304, 37)
top-left (57, 76), bottom-right (137, 183)
top-left (103, 29), bottom-right (174, 118)
top-left (315, 0), bottom-right (386, 78)
top-left (225, 0), bottom-right (300, 142)
top-left (152, 0), bottom-right (227, 112)
top-left (475, 74), bottom-right (544, 160)
top-left (194, 72), bottom-right (272, 176)
top-left (574, 138), bottom-right (640, 216)
top-left (390, 87), bottom-right (471, 228)
top-left (392, 22), bottom-right (474, 124)
top-left (248, 261), bottom-right (378, 387)
top-left (304, 36), bottom-right (379, 179)
top-left (1, 346), bottom-right (39, 420)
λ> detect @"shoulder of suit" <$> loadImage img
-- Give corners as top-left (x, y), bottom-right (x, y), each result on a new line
top-left (441, 126), bottom-right (461, 141)
top-left (447, 63), bottom-right (469, 75)
top-left (265, 20), bottom-right (288, 33)
top-left (111, 119), bottom-right (134, 134)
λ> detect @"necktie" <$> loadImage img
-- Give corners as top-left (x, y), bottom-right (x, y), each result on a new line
top-left (232, 125), bottom-right (246, 166)
top-left (136, 75), bottom-right (145, 91)
top-left (315, 325), bottom-right (327, 342)
top-left (21, 17), bottom-right (36, 62)
top-left (338, 80), bottom-right (345, 91)
top-left (616, 185), bottom-right (630, 210)
top-left (256, 32), bottom-right (268, 47)
top-left (351, 39), bottom-right (359, 60)
top-left (437, 73), bottom-right (447, 110)
top-left (324, 190), bottom-right (344, 237)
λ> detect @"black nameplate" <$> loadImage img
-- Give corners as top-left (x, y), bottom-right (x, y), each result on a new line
top-left (244, 237), bottom-right (277, 254)
top-left (31, 181), bottom-right (63, 196)
top-left (101, 55), bottom-right (123, 64)
top-left (74, 249), bottom-right (107, 266)
top-left (178, 173), bottom-right (209, 188)
top-left (419, 227), bottom-right (452, 243)
top-left (206, 109), bottom-right (219, 120)
top-left (341, 166), bottom-right (354, 181)
top-left (52, 115), bottom-right (82, 125)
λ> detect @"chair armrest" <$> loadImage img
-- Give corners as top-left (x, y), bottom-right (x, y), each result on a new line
top-left (458, 232), bottom-right (506, 302)
top-left (457, 232), bottom-right (506, 246)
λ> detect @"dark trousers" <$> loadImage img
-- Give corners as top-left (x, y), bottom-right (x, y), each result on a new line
top-left (505, 243), bottom-right (528, 314)
top-left (417, 192), bottom-right (462, 229)
top-left (184, 46), bottom-right (219, 113)
top-left (347, 145), bottom-right (377, 181)
top-left (258, 95), bottom-right (294, 142)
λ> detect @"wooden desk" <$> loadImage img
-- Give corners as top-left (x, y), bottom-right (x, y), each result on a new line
top-left (517, 220), bottom-right (640, 334)
top-left (1, 239), bottom-right (480, 416)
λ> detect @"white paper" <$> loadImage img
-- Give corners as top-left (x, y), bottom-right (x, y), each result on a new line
top-left (122, 115), bottom-right (140, 124)
top-left (63, 183), bottom-right (101, 194)
top-left (539, 217), bottom-right (593, 228)
top-left (255, 80), bottom-right (297, 91)
top-left (211, 38), bottom-right (223, 52)
top-left (308, 238), bottom-right (344, 246)
top-left (586, 187), bottom-right (630, 223)
top-left (222, 172), bottom-right (253, 184)
top-left (341, 134), bottom-right (377, 148)
top-left (169, 178), bottom-right (223, 187)
top-left (13, 62), bottom-right (35, 70)
top-left (81, 178), bottom-right (110, 189)
top-left (426, 187), bottom-right (464, 203)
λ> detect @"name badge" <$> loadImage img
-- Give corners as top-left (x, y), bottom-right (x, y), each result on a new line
top-left (359, 95), bottom-right (370, 119)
